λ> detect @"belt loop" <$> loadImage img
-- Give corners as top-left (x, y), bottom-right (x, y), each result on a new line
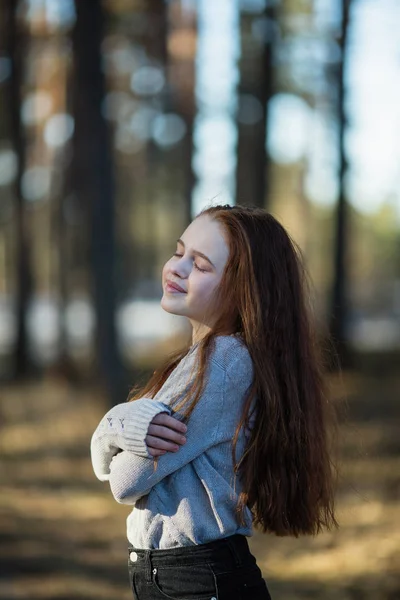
top-left (144, 550), bottom-right (152, 583)
top-left (225, 535), bottom-right (242, 568)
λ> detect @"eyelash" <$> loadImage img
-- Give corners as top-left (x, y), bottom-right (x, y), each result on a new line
top-left (173, 253), bottom-right (207, 273)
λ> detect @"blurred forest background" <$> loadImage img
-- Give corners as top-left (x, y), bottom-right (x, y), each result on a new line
top-left (0, 0), bottom-right (399, 598)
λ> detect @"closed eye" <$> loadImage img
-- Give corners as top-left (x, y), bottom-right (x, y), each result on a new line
top-left (173, 253), bottom-right (207, 273)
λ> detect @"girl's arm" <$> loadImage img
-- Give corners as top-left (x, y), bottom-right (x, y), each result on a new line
top-left (90, 398), bottom-right (172, 481)
top-left (106, 349), bottom-right (254, 504)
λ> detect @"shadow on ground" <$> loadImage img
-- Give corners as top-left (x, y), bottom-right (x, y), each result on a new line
top-left (0, 364), bottom-right (399, 599)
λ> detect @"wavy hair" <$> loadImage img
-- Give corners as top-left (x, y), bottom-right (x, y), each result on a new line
top-left (128, 204), bottom-right (338, 536)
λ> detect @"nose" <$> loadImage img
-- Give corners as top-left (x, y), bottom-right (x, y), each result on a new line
top-left (170, 256), bottom-right (190, 279)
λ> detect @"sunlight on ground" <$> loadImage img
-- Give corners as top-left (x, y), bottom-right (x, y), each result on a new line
top-left (0, 375), bottom-right (399, 599)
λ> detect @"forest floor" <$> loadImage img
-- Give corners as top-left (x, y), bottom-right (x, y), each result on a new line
top-left (0, 367), bottom-right (399, 600)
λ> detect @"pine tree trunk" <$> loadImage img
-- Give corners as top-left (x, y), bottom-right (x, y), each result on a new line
top-left (71, 0), bottom-right (122, 404)
top-left (6, 0), bottom-right (33, 378)
top-left (329, 0), bottom-right (352, 368)
top-left (235, 5), bottom-right (276, 208)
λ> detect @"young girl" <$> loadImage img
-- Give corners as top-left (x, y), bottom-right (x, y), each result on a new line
top-left (90, 204), bottom-right (337, 600)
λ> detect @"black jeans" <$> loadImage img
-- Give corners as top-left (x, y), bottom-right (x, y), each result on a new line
top-left (127, 533), bottom-right (271, 600)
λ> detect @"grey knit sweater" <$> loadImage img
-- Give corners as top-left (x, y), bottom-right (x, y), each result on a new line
top-left (90, 335), bottom-right (256, 549)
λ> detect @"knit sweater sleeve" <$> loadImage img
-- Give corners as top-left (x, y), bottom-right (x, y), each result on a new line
top-left (107, 347), bottom-right (253, 505)
top-left (90, 398), bottom-right (172, 482)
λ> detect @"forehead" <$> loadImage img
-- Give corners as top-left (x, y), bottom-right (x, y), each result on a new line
top-left (180, 215), bottom-right (229, 264)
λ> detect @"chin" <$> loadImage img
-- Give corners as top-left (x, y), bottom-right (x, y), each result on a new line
top-left (161, 297), bottom-right (179, 315)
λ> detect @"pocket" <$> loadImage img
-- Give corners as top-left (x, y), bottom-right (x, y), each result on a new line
top-left (210, 565), bottom-right (271, 600)
top-left (237, 566), bottom-right (271, 600)
top-left (151, 563), bottom-right (218, 600)
top-left (128, 564), bottom-right (139, 599)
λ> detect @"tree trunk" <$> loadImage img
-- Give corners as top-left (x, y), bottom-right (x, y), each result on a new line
top-left (235, 5), bottom-right (276, 208)
top-left (329, 0), bottom-right (351, 368)
top-left (71, 0), bottom-right (122, 404)
top-left (6, 0), bottom-right (33, 378)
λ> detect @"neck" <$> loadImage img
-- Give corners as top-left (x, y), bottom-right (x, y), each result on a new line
top-left (190, 321), bottom-right (212, 346)
top-left (190, 322), bottom-right (241, 346)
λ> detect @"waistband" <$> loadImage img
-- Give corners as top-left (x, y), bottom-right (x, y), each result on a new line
top-left (128, 534), bottom-right (252, 569)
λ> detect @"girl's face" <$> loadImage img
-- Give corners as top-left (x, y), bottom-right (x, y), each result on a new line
top-left (161, 215), bottom-right (230, 334)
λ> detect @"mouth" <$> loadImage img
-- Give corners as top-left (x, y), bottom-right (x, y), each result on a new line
top-left (165, 280), bottom-right (187, 294)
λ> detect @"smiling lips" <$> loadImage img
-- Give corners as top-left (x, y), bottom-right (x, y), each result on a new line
top-left (166, 280), bottom-right (187, 293)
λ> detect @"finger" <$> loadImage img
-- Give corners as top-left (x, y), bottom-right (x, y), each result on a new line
top-left (145, 434), bottom-right (181, 452)
top-left (147, 447), bottom-right (167, 457)
top-left (151, 413), bottom-right (187, 432)
top-left (147, 424), bottom-right (187, 445)
top-left (151, 413), bottom-right (187, 433)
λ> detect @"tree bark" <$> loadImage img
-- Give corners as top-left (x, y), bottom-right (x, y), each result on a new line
top-left (329, 0), bottom-right (351, 368)
top-left (6, 0), bottom-right (33, 378)
top-left (71, 0), bottom-right (122, 404)
top-left (235, 5), bottom-right (276, 208)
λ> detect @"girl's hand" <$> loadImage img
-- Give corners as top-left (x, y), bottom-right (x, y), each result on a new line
top-left (145, 413), bottom-right (187, 457)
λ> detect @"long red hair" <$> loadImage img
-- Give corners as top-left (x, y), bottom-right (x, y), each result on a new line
top-left (128, 204), bottom-right (338, 536)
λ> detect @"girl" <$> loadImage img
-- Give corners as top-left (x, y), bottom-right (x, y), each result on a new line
top-left (90, 204), bottom-right (337, 600)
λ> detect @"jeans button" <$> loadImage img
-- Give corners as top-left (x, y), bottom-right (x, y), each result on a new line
top-left (129, 551), bottom-right (138, 562)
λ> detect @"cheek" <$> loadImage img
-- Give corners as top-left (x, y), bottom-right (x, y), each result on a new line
top-left (162, 260), bottom-right (172, 280)
top-left (190, 276), bottom-right (218, 302)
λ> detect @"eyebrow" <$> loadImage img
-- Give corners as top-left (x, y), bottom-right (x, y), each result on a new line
top-left (176, 238), bottom-right (216, 269)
